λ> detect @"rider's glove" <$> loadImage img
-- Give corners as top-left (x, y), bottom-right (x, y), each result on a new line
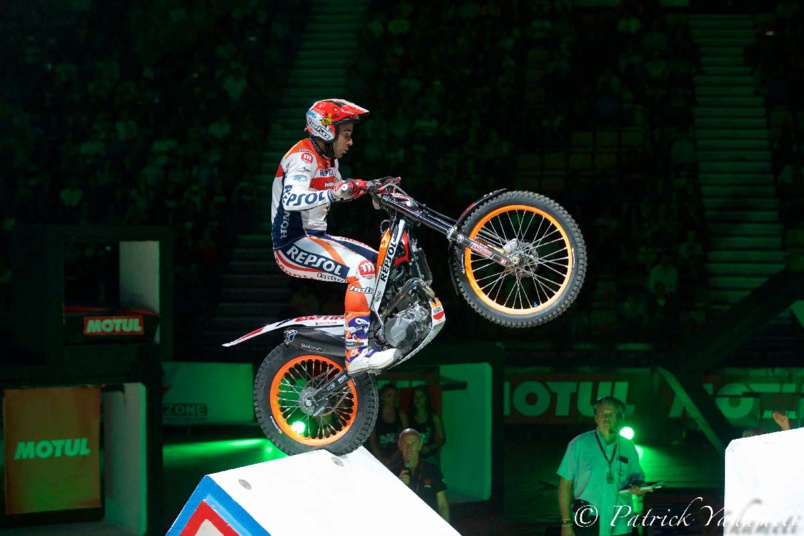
top-left (330, 179), bottom-right (368, 202)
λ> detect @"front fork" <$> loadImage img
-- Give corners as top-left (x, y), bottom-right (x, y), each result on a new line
top-left (448, 228), bottom-right (516, 268)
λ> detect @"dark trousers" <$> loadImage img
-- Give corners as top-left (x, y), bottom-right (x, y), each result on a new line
top-left (574, 523), bottom-right (600, 536)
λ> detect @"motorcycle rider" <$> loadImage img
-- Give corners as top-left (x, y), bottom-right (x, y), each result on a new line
top-left (270, 99), bottom-right (397, 374)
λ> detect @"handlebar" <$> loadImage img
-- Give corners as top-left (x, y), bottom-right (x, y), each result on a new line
top-left (367, 176), bottom-right (402, 193)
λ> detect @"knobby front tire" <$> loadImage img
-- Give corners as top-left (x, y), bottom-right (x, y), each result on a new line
top-left (254, 345), bottom-right (379, 456)
top-left (452, 190), bottom-right (587, 328)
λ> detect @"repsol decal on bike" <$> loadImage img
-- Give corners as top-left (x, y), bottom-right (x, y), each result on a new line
top-left (378, 238), bottom-right (398, 283)
top-left (281, 245), bottom-right (349, 278)
top-left (372, 223), bottom-right (406, 312)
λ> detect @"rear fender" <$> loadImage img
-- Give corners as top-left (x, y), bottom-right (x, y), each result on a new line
top-left (222, 314), bottom-right (344, 347)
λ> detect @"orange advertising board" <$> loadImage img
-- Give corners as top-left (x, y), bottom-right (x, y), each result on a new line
top-left (3, 387), bottom-right (101, 514)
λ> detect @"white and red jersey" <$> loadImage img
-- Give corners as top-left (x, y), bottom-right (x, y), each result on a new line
top-left (271, 138), bottom-right (344, 248)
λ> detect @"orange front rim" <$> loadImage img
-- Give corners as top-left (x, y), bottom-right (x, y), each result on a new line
top-left (269, 355), bottom-right (358, 446)
top-left (463, 204), bottom-right (574, 315)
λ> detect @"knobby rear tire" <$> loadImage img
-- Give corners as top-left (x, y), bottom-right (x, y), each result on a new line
top-left (254, 344), bottom-right (379, 456)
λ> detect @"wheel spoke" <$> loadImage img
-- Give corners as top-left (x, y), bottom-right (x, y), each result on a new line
top-left (271, 356), bottom-right (359, 445)
top-left (464, 202), bottom-right (577, 314)
top-left (489, 215), bottom-right (508, 245)
top-left (477, 270), bottom-right (507, 296)
top-left (518, 279), bottom-right (535, 308)
top-left (470, 257), bottom-right (499, 271)
top-left (501, 278), bottom-right (519, 309)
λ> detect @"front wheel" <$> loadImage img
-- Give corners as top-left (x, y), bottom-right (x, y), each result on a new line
top-left (452, 190), bottom-right (587, 328)
top-left (254, 345), bottom-right (379, 456)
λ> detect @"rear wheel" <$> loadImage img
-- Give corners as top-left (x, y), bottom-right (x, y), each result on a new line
top-left (254, 345), bottom-right (378, 456)
top-left (453, 191), bottom-right (587, 328)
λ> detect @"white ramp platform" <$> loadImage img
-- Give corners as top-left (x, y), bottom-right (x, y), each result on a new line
top-left (168, 446), bottom-right (461, 536)
top-left (725, 427), bottom-right (804, 531)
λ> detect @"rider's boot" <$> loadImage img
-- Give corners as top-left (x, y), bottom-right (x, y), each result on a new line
top-left (344, 312), bottom-right (396, 374)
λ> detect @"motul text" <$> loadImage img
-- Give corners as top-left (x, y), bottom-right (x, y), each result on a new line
top-left (83, 316), bottom-right (144, 335)
top-left (14, 438), bottom-right (92, 460)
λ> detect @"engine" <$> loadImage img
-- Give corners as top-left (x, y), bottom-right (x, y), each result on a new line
top-left (377, 237), bottom-right (435, 350)
top-left (382, 302), bottom-right (431, 349)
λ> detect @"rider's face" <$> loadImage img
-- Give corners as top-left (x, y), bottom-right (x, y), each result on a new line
top-left (333, 124), bottom-right (354, 158)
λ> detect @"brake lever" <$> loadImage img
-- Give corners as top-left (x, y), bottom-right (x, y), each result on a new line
top-left (370, 176), bottom-right (401, 193)
top-left (381, 176), bottom-right (401, 186)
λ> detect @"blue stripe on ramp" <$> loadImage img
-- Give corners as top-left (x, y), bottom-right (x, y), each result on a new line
top-left (166, 475), bottom-right (271, 536)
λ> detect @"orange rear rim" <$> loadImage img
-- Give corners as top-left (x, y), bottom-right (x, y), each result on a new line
top-left (463, 204), bottom-right (574, 315)
top-left (269, 355), bottom-right (358, 446)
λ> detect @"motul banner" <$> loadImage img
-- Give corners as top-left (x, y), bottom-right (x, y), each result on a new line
top-left (504, 369), bottom-right (647, 425)
top-left (504, 368), bottom-right (804, 427)
top-left (3, 386), bottom-right (101, 514)
top-left (82, 315), bottom-right (145, 336)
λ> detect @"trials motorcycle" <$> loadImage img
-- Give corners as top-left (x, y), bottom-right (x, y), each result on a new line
top-left (224, 177), bottom-right (587, 456)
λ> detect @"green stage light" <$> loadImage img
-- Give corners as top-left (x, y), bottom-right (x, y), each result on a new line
top-left (227, 439), bottom-right (262, 447)
top-left (291, 421), bottom-right (306, 434)
top-left (163, 438), bottom-right (286, 467)
top-left (620, 426), bottom-right (635, 440)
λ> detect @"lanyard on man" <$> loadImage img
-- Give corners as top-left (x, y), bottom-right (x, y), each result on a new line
top-left (594, 430), bottom-right (618, 485)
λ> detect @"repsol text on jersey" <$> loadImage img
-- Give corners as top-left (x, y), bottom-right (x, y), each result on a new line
top-left (286, 245), bottom-right (348, 277)
top-left (282, 185), bottom-right (329, 208)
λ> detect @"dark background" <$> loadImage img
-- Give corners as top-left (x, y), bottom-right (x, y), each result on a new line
top-left (0, 0), bottom-right (803, 533)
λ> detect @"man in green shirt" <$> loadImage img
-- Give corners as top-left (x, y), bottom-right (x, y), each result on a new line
top-left (557, 397), bottom-right (652, 535)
